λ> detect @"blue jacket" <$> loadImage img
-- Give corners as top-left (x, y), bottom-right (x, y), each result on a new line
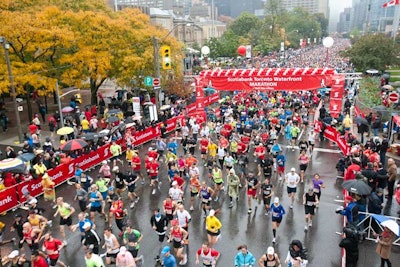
top-left (234, 251), bottom-right (256, 267)
top-left (340, 202), bottom-right (359, 223)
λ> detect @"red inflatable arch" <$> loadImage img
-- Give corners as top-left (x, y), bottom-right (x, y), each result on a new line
top-left (194, 68), bottom-right (345, 119)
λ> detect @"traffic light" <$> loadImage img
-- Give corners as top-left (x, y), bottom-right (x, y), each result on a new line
top-left (161, 45), bottom-right (171, 70)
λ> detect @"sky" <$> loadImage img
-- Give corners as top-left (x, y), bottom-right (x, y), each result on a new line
top-left (329, 0), bottom-right (353, 32)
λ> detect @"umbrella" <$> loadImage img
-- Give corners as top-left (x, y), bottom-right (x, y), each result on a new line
top-left (342, 179), bottom-right (372, 195)
top-left (382, 84), bottom-right (394, 91)
top-left (372, 105), bottom-right (390, 117)
top-left (61, 106), bottom-right (74, 113)
top-left (107, 109), bottom-right (121, 115)
top-left (18, 153), bottom-right (35, 162)
top-left (355, 116), bottom-right (369, 126)
top-left (143, 102), bottom-right (153, 106)
top-left (57, 127), bottom-right (74, 135)
top-left (110, 123), bottom-right (125, 135)
top-left (82, 132), bottom-right (99, 141)
top-left (0, 158), bottom-right (26, 173)
top-left (371, 214), bottom-right (400, 237)
top-left (160, 105), bottom-right (171, 111)
top-left (60, 139), bottom-right (88, 151)
top-left (99, 129), bottom-right (110, 137)
top-left (105, 116), bottom-right (119, 123)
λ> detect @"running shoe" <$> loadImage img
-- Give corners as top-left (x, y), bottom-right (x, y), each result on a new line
top-left (63, 240), bottom-right (68, 246)
top-left (130, 202), bottom-right (135, 209)
top-left (272, 238), bottom-right (276, 243)
top-left (189, 206), bottom-right (194, 211)
top-left (141, 180), bottom-right (145, 185)
top-left (304, 225), bottom-right (308, 231)
top-left (265, 211), bottom-right (269, 216)
top-left (181, 254), bottom-right (187, 265)
top-left (135, 197), bottom-right (140, 203)
top-left (100, 253), bottom-right (107, 258)
top-left (248, 208), bottom-right (252, 214)
top-left (152, 189), bottom-right (156, 195)
top-left (309, 221), bottom-right (312, 227)
top-left (214, 196), bottom-right (218, 201)
top-left (229, 202), bottom-right (233, 208)
top-left (290, 204), bottom-right (293, 209)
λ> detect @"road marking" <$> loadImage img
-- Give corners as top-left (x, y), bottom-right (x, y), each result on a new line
top-left (281, 145), bottom-right (340, 153)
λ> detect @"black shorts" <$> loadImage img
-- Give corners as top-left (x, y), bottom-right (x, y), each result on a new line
top-left (106, 251), bottom-right (119, 259)
top-left (90, 205), bottom-right (102, 213)
top-left (128, 248), bottom-right (138, 258)
top-left (173, 240), bottom-right (183, 249)
top-left (201, 150), bottom-right (207, 155)
top-left (272, 217), bottom-right (282, 223)
top-left (299, 164), bottom-right (308, 171)
top-left (60, 216), bottom-right (72, 226)
top-left (191, 192), bottom-right (198, 197)
top-left (49, 257), bottom-right (59, 266)
top-left (202, 200), bottom-right (211, 206)
top-left (214, 181), bottom-right (223, 186)
top-left (128, 185), bottom-right (136, 193)
top-left (263, 196), bottom-right (272, 206)
top-left (308, 141), bottom-right (314, 147)
top-left (207, 229), bottom-right (220, 236)
top-left (287, 187), bottom-right (297, 194)
top-left (305, 205), bottom-right (315, 215)
top-left (111, 155), bottom-right (121, 161)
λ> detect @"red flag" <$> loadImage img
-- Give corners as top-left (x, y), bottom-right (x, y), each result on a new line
top-left (383, 0), bottom-right (399, 8)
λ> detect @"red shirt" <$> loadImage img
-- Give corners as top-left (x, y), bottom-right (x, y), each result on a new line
top-left (254, 146), bottom-right (266, 160)
top-left (43, 238), bottom-right (62, 259)
top-left (29, 124), bottom-right (38, 135)
top-left (200, 138), bottom-right (209, 152)
top-left (148, 151), bottom-right (159, 160)
top-left (132, 156), bottom-right (141, 171)
top-left (173, 176), bottom-right (185, 187)
top-left (148, 162), bottom-right (159, 177)
top-left (32, 255), bottom-right (48, 267)
top-left (345, 164), bottom-right (361, 180)
top-left (196, 248), bottom-right (219, 258)
top-left (237, 142), bottom-right (247, 154)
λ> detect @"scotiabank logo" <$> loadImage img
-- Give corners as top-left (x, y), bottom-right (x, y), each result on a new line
top-left (50, 171), bottom-right (63, 181)
top-left (104, 147), bottom-right (109, 157)
top-left (0, 196), bottom-right (13, 207)
top-left (78, 154), bottom-right (100, 167)
top-left (68, 163), bottom-right (75, 174)
top-left (136, 130), bottom-right (154, 142)
top-left (31, 181), bottom-right (43, 191)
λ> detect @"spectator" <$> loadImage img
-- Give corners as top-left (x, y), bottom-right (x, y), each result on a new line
top-left (368, 188), bottom-right (384, 214)
top-left (5, 146), bottom-right (16, 158)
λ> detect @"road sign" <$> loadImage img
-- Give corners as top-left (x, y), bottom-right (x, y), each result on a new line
top-left (153, 78), bottom-right (160, 87)
top-left (389, 92), bottom-right (399, 103)
top-left (144, 76), bottom-right (153, 87)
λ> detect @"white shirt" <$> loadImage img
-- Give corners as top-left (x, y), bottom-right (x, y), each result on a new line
top-left (286, 172), bottom-right (300, 188)
top-left (192, 123), bottom-right (200, 134)
top-left (169, 187), bottom-right (183, 202)
top-left (176, 209), bottom-right (191, 227)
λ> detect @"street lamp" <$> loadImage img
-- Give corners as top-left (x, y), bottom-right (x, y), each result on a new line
top-left (322, 37), bottom-right (334, 66)
top-left (0, 37), bottom-right (23, 143)
top-left (55, 81), bottom-right (80, 128)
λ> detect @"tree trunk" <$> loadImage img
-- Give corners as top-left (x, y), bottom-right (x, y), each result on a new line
top-left (90, 77), bottom-right (107, 106)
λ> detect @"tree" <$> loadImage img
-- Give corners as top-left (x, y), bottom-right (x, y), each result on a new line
top-left (341, 34), bottom-right (400, 72)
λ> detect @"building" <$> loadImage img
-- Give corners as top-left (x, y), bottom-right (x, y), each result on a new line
top-left (337, 7), bottom-right (351, 34)
top-left (268, 0), bottom-right (329, 18)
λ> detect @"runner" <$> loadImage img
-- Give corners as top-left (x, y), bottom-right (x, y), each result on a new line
top-left (234, 244), bottom-right (256, 267)
top-left (258, 246), bottom-right (282, 267)
top-left (41, 232), bottom-right (68, 267)
top-left (131, 152), bottom-right (144, 185)
top-left (211, 165), bottom-right (224, 201)
top-left (258, 154), bottom-right (274, 180)
top-left (53, 197), bottom-right (75, 245)
top-left (112, 166), bottom-right (126, 197)
top-left (297, 150), bottom-right (310, 183)
top-left (150, 208), bottom-right (169, 261)
top-left (124, 171), bottom-right (140, 209)
top-left (95, 175), bottom-right (110, 215)
top-left (115, 246), bottom-right (135, 267)
top-left (161, 246), bottom-right (177, 267)
top-left (163, 195), bottom-right (177, 222)
top-left (87, 184), bottom-right (106, 223)
top-left (19, 222), bottom-right (42, 251)
top-left (311, 173), bottom-right (325, 203)
top-left (167, 219), bottom-right (188, 265)
top-left (270, 197), bottom-right (285, 244)
top-left (110, 141), bottom-right (123, 167)
top-left (200, 182), bottom-right (214, 217)
top-left (285, 168), bottom-right (300, 209)
top-left (303, 188), bottom-right (319, 231)
top-left (82, 222), bottom-right (101, 254)
top-left (189, 175), bottom-right (201, 211)
top-left (169, 181), bottom-right (184, 204)
top-left (246, 172), bottom-right (260, 214)
top-left (147, 157), bottom-right (160, 195)
top-left (122, 225), bottom-right (144, 264)
top-left (227, 169), bottom-right (240, 208)
top-left (175, 204), bottom-right (191, 239)
top-left (276, 152), bottom-right (286, 181)
top-left (99, 160), bottom-right (112, 179)
top-left (195, 242), bottom-right (220, 267)
top-left (102, 227), bottom-right (120, 265)
top-left (308, 130), bottom-right (316, 154)
top-left (205, 209), bottom-right (222, 248)
top-left (260, 178), bottom-right (274, 215)
top-left (199, 135), bottom-right (209, 166)
top-left (109, 196), bottom-right (127, 235)
top-left (285, 240), bottom-right (308, 267)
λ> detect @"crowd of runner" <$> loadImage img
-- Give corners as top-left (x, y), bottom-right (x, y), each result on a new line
top-left (0, 38), bottom-right (399, 267)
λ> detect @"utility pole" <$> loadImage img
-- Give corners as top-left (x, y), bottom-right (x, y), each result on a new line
top-left (153, 37), bottom-right (160, 109)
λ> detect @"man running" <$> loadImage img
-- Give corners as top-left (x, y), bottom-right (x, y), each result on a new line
top-left (285, 168), bottom-right (300, 209)
top-left (53, 197), bottom-right (75, 245)
top-left (195, 242), bottom-right (220, 267)
top-left (303, 188), bottom-right (319, 231)
top-left (246, 172), bottom-right (259, 214)
top-left (260, 178), bottom-right (274, 215)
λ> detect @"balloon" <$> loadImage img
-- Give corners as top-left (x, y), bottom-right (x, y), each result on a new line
top-left (237, 45), bottom-right (246, 56)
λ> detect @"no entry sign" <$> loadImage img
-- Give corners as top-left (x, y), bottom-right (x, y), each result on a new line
top-left (389, 92), bottom-right (399, 103)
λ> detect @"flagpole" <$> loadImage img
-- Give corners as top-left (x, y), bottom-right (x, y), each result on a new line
top-left (393, 2), bottom-right (400, 43)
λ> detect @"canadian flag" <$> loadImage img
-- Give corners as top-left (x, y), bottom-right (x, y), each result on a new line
top-left (383, 0), bottom-right (399, 8)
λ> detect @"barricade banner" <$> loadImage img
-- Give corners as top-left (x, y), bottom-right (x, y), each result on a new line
top-left (323, 125), bottom-right (350, 155)
top-left (329, 75), bottom-right (345, 118)
top-left (0, 187), bottom-right (19, 212)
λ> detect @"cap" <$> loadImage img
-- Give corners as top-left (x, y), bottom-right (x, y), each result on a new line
top-left (209, 209), bottom-right (215, 216)
top-left (8, 250), bottom-right (19, 259)
top-left (229, 168), bottom-right (236, 174)
top-left (171, 219), bottom-right (179, 226)
top-left (108, 186), bottom-right (114, 191)
top-left (291, 167), bottom-right (296, 172)
top-left (172, 181), bottom-right (178, 186)
top-left (102, 160), bottom-right (107, 165)
top-left (120, 246), bottom-right (127, 254)
top-left (82, 222), bottom-right (91, 229)
top-left (28, 198), bottom-right (38, 205)
top-left (112, 166), bottom-right (119, 172)
top-left (267, 246), bottom-right (274, 255)
top-left (274, 197), bottom-right (279, 203)
top-left (161, 246), bottom-right (170, 254)
top-left (345, 196), bottom-right (353, 202)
